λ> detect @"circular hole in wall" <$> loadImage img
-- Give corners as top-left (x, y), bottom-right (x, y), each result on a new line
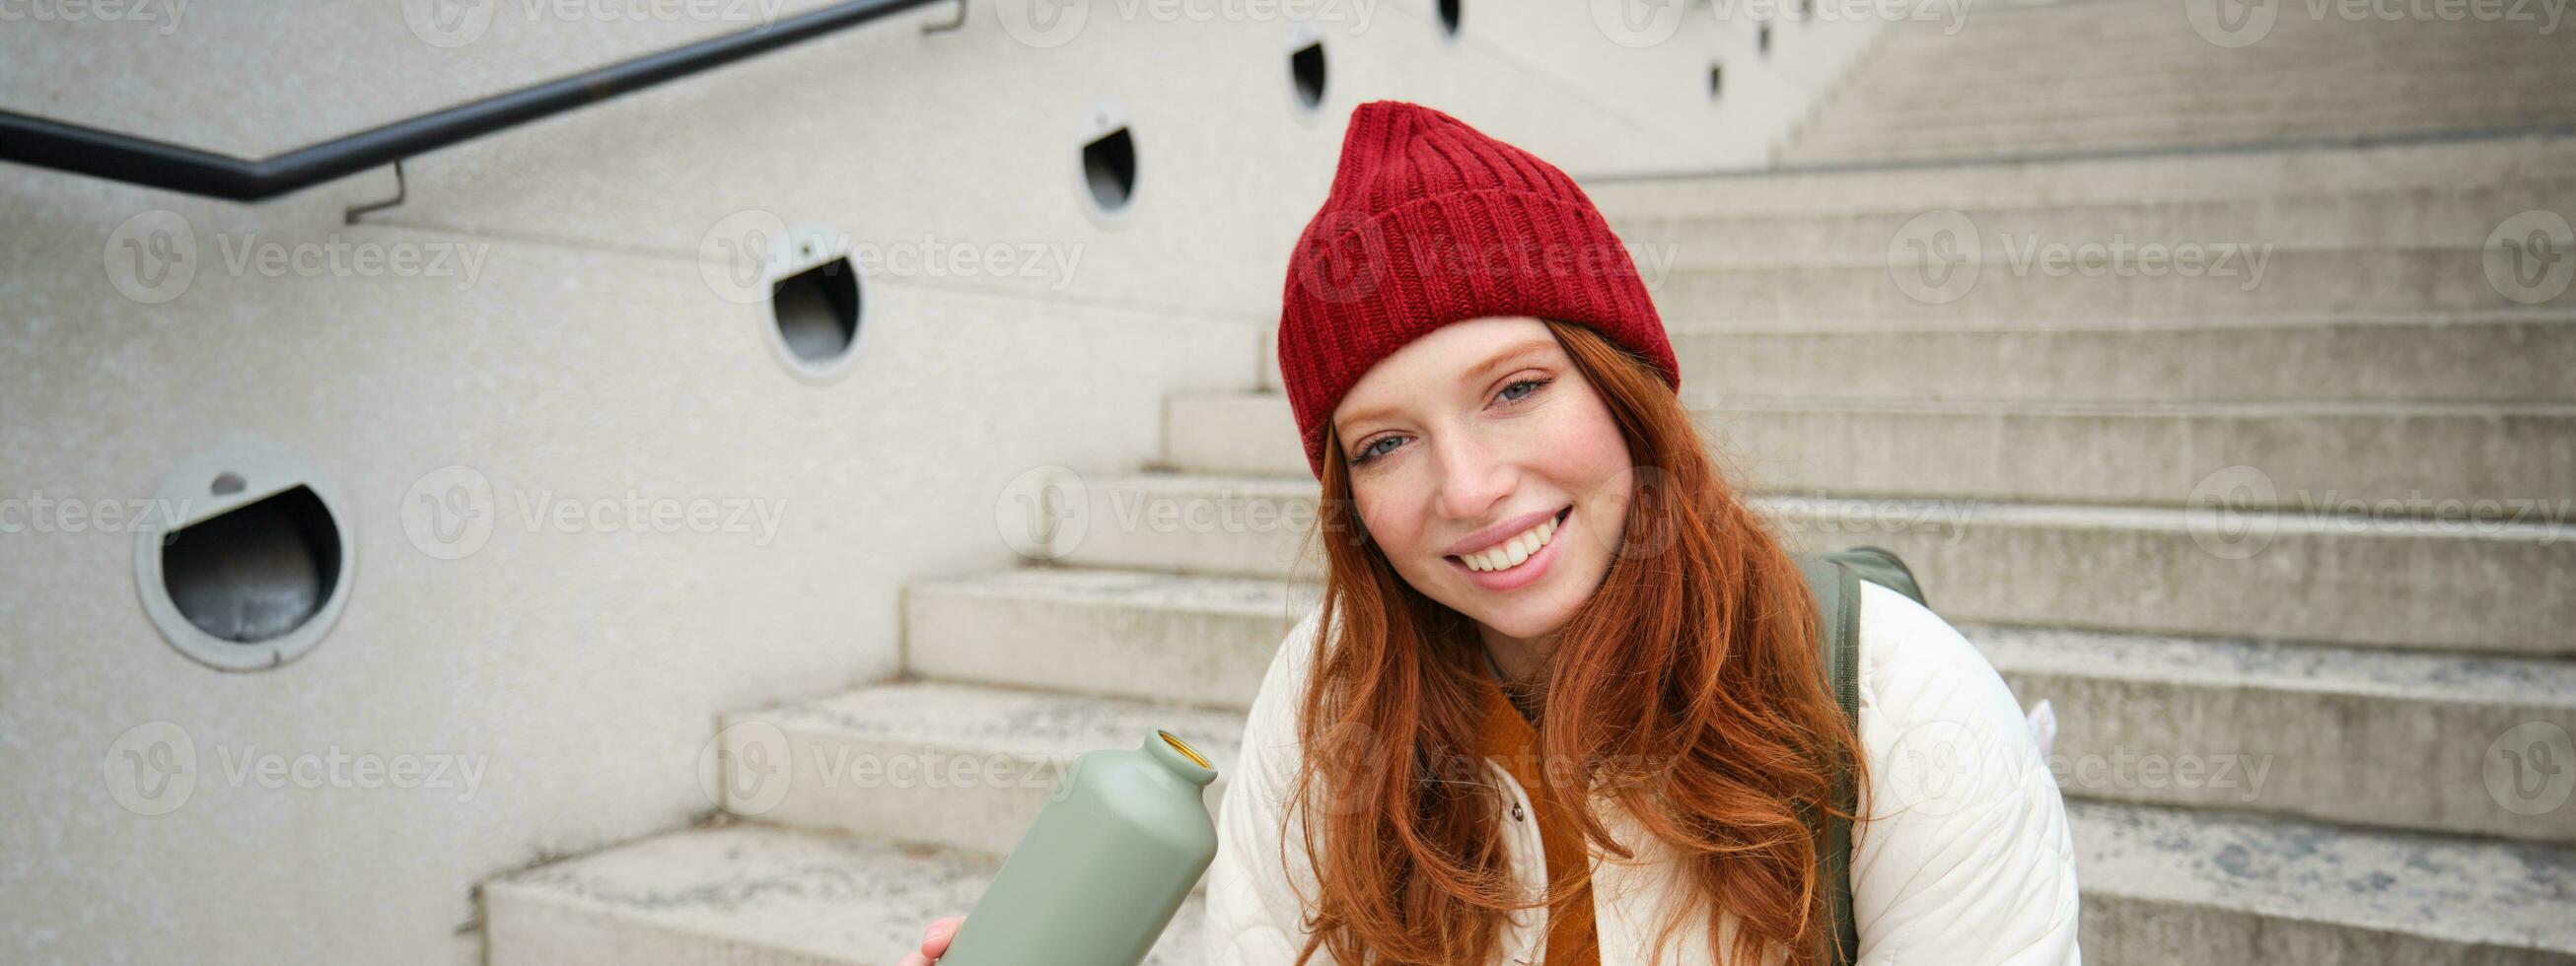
top-left (136, 443), bottom-right (355, 672)
top-left (756, 225), bottom-right (867, 382)
top-left (1083, 125), bottom-right (1137, 214)
top-left (1437, 0), bottom-right (1461, 36)
top-left (772, 256), bottom-right (861, 364)
top-left (162, 486), bottom-right (341, 644)
top-left (1289, 40), bottom-right (1326, 112)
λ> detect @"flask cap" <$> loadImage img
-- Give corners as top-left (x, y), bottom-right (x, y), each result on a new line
top-left (1147, 729), bottom-right (1218, 788)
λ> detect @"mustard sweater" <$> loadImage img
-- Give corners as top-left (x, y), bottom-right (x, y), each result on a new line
top-left (1474, 671), bottom-right (1600, 966)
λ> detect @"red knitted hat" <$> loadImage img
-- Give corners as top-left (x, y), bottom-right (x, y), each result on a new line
top-left (1276, 100), bottom-right (1680, 480)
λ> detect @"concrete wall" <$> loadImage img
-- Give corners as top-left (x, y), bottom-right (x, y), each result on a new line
top-left (0, 2), bottom-right (1886, 963)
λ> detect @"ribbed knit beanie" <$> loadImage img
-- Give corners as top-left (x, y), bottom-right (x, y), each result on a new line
top-left (1276, 100), bottom-right (1680, 480)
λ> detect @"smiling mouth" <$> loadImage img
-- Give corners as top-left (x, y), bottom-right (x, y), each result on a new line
top-left (1447, 506), bottom-right (1572, 573)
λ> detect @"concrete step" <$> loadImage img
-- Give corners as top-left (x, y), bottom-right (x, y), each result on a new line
top-left (1783, 120), bottom-right (2576, 167)
top-left (1033, 474), bottom-right (2575, 654)
top-left (891, 568), bottom-right (2576, 843)
top-left (1578, 135), bottom-right (2576, 219)
top-left (479, 802), bottom-right (2576, 965)
top-left (905, 570), bottom-right (1305, 710)
top-left (1610, 183), bottom-right (2576, 266)
top-left (1833, 60), bottom-right (2576, 118)
top-left (1258, 333), bottom-right (1281, 394)
top-left (1163, 391), bottom-right (2576, 512)
top-left (1778, 496), bottom-right (2576, 656)
top-left (906, 567), bottom-right (1320, 710)
top-left (1652, 247), bottom-right (2576, 328)
top-left (1868, 2), bottom-right (2574, 62)
top-left (2067, 800), bottom-right (2576, 964)
top-left (1667, 319), bottom-right (2576, 405)
top-left (1789, 107), bottom-right (2576, 165)
top-left (715, 680), bottom-right (1249, 855)
top-left (1862, 25), bottom-right (2575, 88)
top-left (481, 822), bottom-right (1205, 966)
top-left (1985, 626), bottom-right (2576, 844)
top-left (1706, 399), bottom-right (2576, 512)
top-left (1819, 66), bottom-right (2576, 136)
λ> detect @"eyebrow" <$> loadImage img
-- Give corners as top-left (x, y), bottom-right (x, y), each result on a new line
top-left (1334, 337), bottom-right (1560, 437)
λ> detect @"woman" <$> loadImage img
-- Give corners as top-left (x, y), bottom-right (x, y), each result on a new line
top-left (908, 101), bottom-right (2078, 966)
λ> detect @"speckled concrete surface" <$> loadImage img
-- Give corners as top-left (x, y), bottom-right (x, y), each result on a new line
top-left (483, 821), bottom-right (1209, 965)
top-left (1786, 0), bottom-right (2576, 164)
top-left (1665, 321), bottom-right (2576, 406)
top-left (1975, 626), bottom-right (2576, 843)
top-left (480, 748), bottom-right (2576, 964)
top-left (1581, 136), bottom-right (2576, 217)
top-left (2069, 800), bottom-right (2576, 961)
top-left (1652, 248), bottom-right (2576, 326)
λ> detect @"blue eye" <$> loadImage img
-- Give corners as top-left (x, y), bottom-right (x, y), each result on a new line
top-left (1498, 377), bottom-right (1551, 403)
top-left (1347, 377), bottom-right (1553, 468)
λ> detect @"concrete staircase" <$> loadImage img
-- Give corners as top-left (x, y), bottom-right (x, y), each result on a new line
top-left (1785, 0), bottom-right (2576, 165)
top-left (480, 2), bottom-right (2576, 963)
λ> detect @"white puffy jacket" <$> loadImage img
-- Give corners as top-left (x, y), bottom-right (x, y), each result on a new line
top-left (1202, 582), bottom-right (2082, 965)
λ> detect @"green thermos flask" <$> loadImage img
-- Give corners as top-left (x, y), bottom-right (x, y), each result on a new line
top-left (938, 729), bottom-right (1219, 965)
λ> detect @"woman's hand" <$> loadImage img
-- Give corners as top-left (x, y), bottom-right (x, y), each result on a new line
top-left (897, 915), bottom-right (965, 965)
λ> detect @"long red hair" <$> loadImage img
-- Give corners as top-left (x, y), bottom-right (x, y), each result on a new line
top-left (1283, 317), bottom-right (1865, 965)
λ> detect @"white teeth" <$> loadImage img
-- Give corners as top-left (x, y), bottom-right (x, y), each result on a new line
top-left (1463, 515), bottom-right (1557, 573)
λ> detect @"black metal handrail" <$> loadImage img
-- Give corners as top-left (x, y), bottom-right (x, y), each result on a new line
top-left (0, 0), bottom-right (947, 201)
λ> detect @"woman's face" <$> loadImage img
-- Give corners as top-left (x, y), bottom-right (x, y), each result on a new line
top-left (1330, 315), bottom-right (1636, 650)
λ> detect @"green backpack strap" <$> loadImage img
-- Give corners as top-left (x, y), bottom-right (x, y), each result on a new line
top-left (1827, 545), bottom-right (1926, 609)
top-left (1793, 546), bottom-right (1925, 966)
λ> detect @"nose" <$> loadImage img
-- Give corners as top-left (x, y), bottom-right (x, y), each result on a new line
top-left (1431, 429), bottom-right (1515, 528)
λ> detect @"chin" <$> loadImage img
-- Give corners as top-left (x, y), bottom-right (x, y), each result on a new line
top-left (1470, 600), bottom-right (1574, 642)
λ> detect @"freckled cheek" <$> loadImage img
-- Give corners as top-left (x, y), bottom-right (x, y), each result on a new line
top-left (1553, 407), bottom-right (1639, 545)
top-left (1353, 488), bottom-right (1430, 561)
top-left (1537, 404), bottom-right (1630, 480)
